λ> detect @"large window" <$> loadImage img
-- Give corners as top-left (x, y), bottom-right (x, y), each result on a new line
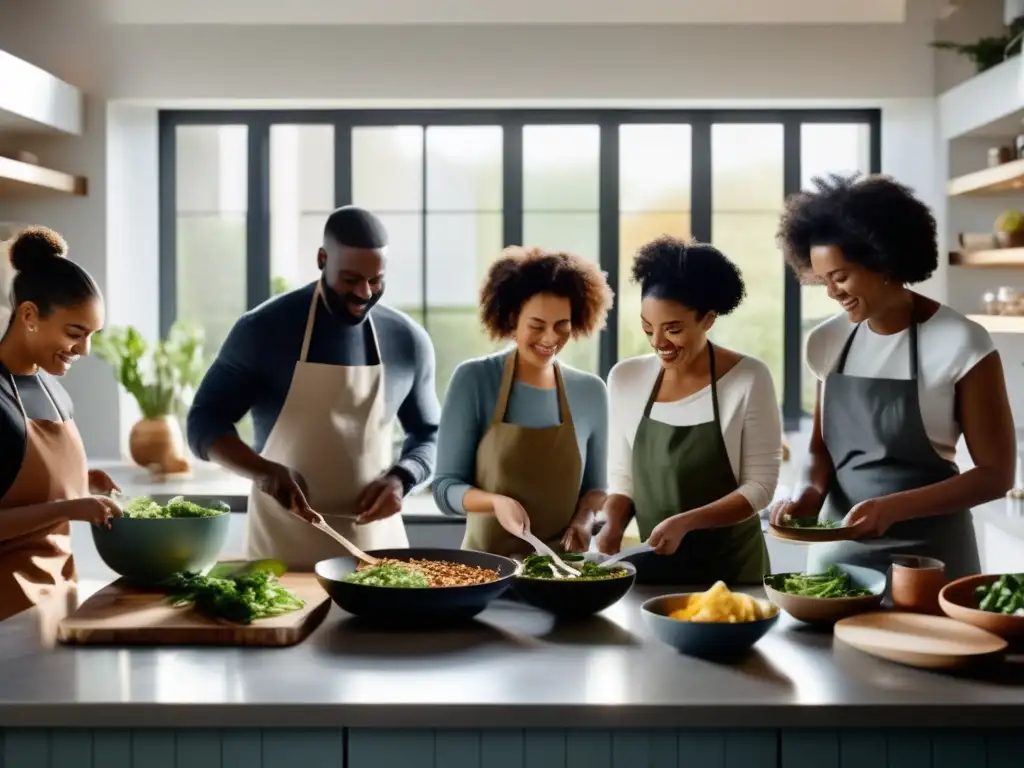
top-left (160, 110), bottom-right (880, 429)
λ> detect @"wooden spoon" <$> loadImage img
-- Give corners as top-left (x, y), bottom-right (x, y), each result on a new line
top-left (310, 518), bottom-right (379, 566)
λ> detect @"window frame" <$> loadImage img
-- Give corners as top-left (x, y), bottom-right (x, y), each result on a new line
top-left (159, 108), bottom-right (881, 430)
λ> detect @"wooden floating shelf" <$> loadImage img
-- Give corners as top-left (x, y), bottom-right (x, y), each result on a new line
top-left (948, 159), bottom-right (1024, 197)
top-left (967, 315), bottom-right (1024, 334)
top-left (0, 156), bottom-right (87, 198)
top-left (950, 248), bottom-right (1024, 268)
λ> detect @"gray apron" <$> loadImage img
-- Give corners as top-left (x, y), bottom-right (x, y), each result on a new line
top-left (806, 319), bottom-right (980, 581)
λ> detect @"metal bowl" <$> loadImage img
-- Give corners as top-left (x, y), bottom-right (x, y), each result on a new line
top-left (641, 592), bottom-right (779, 657)
top-left (511, 554), bottom-right (636, 619)
top-left (315, 547), bottom-right (518, 627)
top-left (91, 507), bottom-right (231, 585)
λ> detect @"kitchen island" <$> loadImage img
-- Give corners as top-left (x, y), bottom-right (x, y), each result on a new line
top-left (0, 581), bottom-right (1020, 768)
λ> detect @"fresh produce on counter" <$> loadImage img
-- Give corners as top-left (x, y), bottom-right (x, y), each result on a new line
top-left (765, 565), bottom-right (874, 599)
top-left (976, 574), bottom-right (1024, 616)
top-left (668, 581), bottom-right (774, 623)
top-left (122, 495), bottom-right (229, 519)
top-left (519, 553), bottom-right (629, 581)
top-left (162, 560), bottom-right (304, 624)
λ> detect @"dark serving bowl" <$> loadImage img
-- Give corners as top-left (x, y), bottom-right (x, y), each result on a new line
top-left (314, 547), bottom-right (518, 627)
top-left (91, 505), bottom-right (231, 585)
top-left (511, 554), bottom-right (636, 619)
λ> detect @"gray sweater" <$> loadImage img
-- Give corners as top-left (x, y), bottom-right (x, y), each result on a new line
top-left (432, 349), bottom-right (609, 516)
top-left (186, 282), bottom-right (440, 493)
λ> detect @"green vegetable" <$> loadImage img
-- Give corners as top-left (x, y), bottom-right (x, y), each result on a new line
top-left (519, 554), bottom-right (629, 581)
top-left (123, 495), bottom-right (228, 519)
top-left (162, 562), bottom-right (304, 624)
top-left (765, 565), bottom-right (874, 599)
top-left (343, 564), bottom-right (429, 588)
top-left (974, 573), bottom-right (1024, 616)
top-left (781, 517), bottom-right (840, 530)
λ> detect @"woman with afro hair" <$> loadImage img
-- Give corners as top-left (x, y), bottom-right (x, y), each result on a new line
top-left (432, 246), bottom-right (614, 556)
top-left (769, 174), bottom-right (1015, 581)
top-left (597, 237), bottom-right (782, 585)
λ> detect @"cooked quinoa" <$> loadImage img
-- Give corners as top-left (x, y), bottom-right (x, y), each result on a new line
top-left (356, 558), bottom-right (500, 588)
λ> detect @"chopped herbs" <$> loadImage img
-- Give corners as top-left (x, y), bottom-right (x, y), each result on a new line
top-left (765, 565), bottom-right (874, 599)
top-left (123, 495), bottom-right (229, 519)
top-left (520, 554), bottom-right (629, 581)
top-left (975, 574), bottom-right (1024, 616)
top-left (344, 563), bottom-right (430, 588)
top-left (781, 517), bottom-right (840, 530)
top-left (162, 561), bottom-right (304, 624)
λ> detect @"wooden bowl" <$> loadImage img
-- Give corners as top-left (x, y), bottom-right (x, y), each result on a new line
top-left (763, 564), bottom-right (886, 625)
top-left (939, 574), bottom-right (1024, 639)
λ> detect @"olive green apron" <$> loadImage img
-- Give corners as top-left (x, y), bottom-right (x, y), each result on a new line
top-left (627, 343), bottom-right (770, 585)
top-left (462, 350), bottom-right (583, 558)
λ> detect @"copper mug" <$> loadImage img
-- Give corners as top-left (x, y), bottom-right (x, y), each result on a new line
top-left (890, 555), bottom-right (946, 614)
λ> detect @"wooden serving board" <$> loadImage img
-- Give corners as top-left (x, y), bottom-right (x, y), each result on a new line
top-left (834, 611), bottom-right (1008, 670)
top-left (56, 573), bottom-right (332, 647)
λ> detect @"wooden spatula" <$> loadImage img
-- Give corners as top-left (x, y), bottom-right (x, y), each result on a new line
top-left (310, 518), bottom-right (379, 566)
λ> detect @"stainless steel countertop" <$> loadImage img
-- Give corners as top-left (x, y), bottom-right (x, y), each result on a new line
top-left (0, 580), bottom-right (1021, 729)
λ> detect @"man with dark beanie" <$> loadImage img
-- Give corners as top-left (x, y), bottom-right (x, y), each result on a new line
top-left (186, 206), bottom-right (440, 566)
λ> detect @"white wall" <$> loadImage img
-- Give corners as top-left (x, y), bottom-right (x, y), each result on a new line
top-left (0, 0), bottom-right (963, 457)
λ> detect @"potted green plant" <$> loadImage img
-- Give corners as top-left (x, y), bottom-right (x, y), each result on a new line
top-left (92, 322), bottom-right (205, 473)
top-left (931, 16), bottom-right (1024, 74)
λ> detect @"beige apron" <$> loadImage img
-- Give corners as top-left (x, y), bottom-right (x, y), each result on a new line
top-left (244, 283), bottom-right (408, 569)
top-left (0, 375), bottom-right (87, 621)
top-left (463, 350), bottom-right (583, 557)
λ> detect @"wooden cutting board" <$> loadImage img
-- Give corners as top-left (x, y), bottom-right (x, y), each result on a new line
top-left (834, 611), bottom-right (1008, 670)
top-left (56, 573), bottom-right (332, 647)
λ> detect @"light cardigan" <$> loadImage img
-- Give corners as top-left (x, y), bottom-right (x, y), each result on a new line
top-left (607, 354), bottom-right (782, 513)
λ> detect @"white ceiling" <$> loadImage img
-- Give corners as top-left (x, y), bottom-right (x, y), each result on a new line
top-left (103, 0), bottom-right (908, 26)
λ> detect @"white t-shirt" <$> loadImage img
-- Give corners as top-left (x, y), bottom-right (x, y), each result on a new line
top-left (607, 354), bottom-right (783, 513)
top-left (805, 305), bottom-right (996, 463)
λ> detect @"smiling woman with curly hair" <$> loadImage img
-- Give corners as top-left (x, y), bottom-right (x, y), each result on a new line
top-left (597, 236), bottom-right (781, 586)
top-left (769, 173), bottom-right (1015, 582)
top-left (432, 246), bottom-right (614, 557)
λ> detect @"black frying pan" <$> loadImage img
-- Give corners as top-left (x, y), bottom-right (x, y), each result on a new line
top-left (314, 547), bottom-right (518, 627)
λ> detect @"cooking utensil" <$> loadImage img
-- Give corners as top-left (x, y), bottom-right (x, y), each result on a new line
top-left (512, 554), bottom-right (636, 619)
top-left (314, 547), bottom-right (518, 627)
top-left (763, 564), bottom-right (886, 625)
top-left (641, 593), bottom-right (779, 658)
top-left (310, 517), bottom-right (378, 566)
top-left (596, 543), bottom-right (654, 569)
top-left (939, 574), bottom-right (1024, 639)
top-left (834, 611), bottom-right (1007, 670)
top-left (518, 530), bottom-right (582, 577)
top-left (57, 568), bottom-right (331, 647)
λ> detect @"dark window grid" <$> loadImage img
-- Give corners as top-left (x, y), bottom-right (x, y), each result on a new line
top-left (159, 108), bottom-right (881, 428)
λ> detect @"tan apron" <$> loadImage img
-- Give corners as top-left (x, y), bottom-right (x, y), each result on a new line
top-left (244, 282), bottom-right (408, 569)
top-left (463, 351), bottom-right (583, 557)
top-left (0, 376), bottom-right (87, 621)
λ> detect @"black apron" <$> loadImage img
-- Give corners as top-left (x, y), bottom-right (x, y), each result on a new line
top-left (626, 344), bottom-right (770, 586)
top-left (806, 320), bottom-right (980, 581)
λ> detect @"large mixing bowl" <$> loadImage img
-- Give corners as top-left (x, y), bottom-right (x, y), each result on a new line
top-left (315, 547), bottom-right (518, 627)
top-left (91, 505), bottom-right (231, 585)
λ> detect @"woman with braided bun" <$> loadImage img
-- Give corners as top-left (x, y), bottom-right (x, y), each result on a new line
top-left (0, 227), bottom-right (122, 621)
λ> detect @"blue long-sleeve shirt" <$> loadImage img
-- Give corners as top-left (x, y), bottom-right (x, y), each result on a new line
top-left (431, 349), bottom-right (609, 515)
top-left (186, 282), bottom-right (440, 492)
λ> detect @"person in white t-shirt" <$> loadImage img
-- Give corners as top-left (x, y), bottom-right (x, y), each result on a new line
top-left (597, 237), bottom-right (782, 585)
top-left (768, 173), bottom-right (1016, 581)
